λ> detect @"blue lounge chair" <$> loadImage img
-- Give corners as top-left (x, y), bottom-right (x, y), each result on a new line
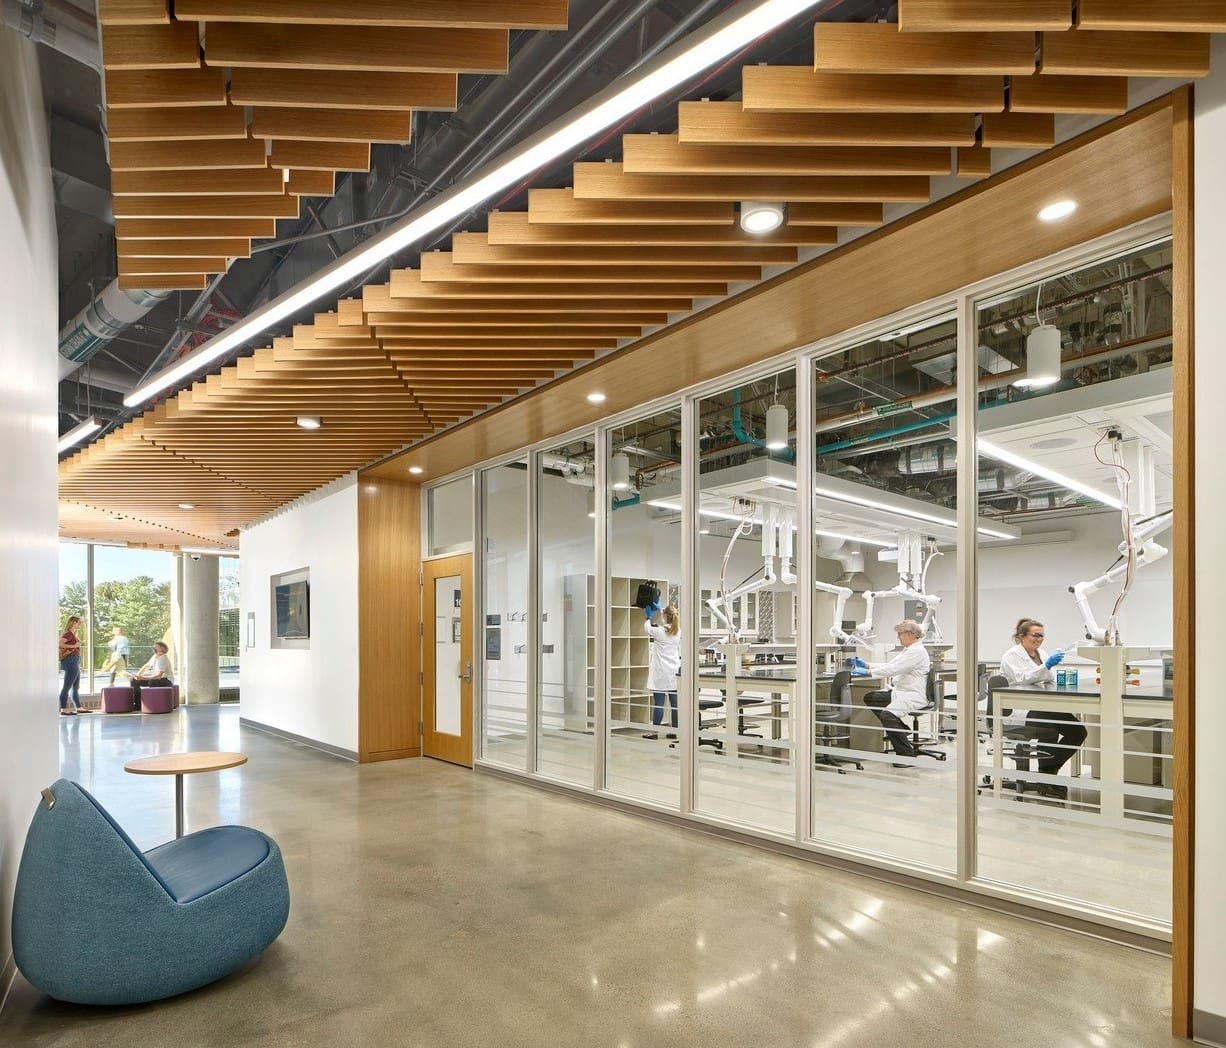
top-left (11, 779), bottom-right (290, 1005)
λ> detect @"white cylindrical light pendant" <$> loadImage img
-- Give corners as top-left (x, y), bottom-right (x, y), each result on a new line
top-left (765, 403), bottom-right (789, 450)
top-left (611, 452), bottom-right (631, 491)
top-left (1015, 324), bottom-right (1062, 388)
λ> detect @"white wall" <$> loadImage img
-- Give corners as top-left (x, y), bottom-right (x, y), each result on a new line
top-left (240, 477), bottom-right (360, 756)
top-left (1194, 36), bottom-right (1226, 1036)
top-left (0, 33), bottom-right (59, 997)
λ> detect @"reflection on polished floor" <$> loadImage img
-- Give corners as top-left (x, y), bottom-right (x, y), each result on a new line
top-left (1, 707), bottom-right (1181, 1047)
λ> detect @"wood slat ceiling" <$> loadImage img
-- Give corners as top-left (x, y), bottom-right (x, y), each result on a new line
top-left (96, 0), bottom-right (568, 287)
top-left (62, 3), bottom-right (1221, 548)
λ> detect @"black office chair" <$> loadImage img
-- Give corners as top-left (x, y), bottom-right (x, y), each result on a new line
top-left (864, 673), bottom-right (947, 762)
top-left (685, 694), bottom-right (763, 752)
top-left (980, 673), bottom-right (1053, 796)
top-left (814, 670), bottom-right (863, 772)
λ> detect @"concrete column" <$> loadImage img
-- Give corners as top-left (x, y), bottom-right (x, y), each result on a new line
top-left (181, 554), bottom-right (220, 704)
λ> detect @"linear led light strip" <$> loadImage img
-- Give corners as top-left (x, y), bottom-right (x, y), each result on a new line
top-left (57, 416), bottom-right (102, 453)
top-left (976, 438), bottom-right (1123, 510)
top-left (644, 498), bottom-right (896, 547)
top-left (124, 0), bottom-right (830, 409)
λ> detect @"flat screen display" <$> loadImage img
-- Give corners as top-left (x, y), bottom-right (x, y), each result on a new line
top-left (274, 579), bottom-right (310, 639)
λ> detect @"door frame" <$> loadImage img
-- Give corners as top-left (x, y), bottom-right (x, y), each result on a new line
top-left (422, 552), bottom-right (474, 767)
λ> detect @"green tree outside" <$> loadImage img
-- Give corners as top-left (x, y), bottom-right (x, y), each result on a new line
top-left (60, 575), bottom-right (171, 669)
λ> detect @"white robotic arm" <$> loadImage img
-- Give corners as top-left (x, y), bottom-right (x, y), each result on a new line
top-left (1071, 510), bottom-right (1173, 644)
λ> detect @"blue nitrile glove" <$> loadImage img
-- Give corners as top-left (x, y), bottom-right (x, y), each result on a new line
top-left (851, 666), bottom-right (869, 678)
top-left (1044, 651), bottom-right (1065, 670)
top-left (644, 601), bottom-right (659, 619)
top-left (847, 656), bottom-right (868, 670)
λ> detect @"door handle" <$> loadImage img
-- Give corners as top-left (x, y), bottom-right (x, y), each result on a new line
top-left (460, 662), bottom-right (473, 683)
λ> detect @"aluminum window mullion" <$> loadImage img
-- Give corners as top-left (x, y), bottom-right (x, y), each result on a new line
top-left (594, 427), bottom-right (609, 793)
top-left (527, 451), bottom-right (541, 775)
top-left (473, 471), bottom-right (486, 761)
top-left (680, 394), bottom-right (698, 816)
top-left (795, 359), bottom-right (815, 843)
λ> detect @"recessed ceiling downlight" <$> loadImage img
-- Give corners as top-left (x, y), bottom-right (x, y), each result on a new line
top-left (1038, 199), bottom-right (1077, 223)
top-left (739, 200), bottom-right (784, 234)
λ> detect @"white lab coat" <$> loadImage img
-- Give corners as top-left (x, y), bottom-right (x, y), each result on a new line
top-left (997, 643), bottom-right (1054, 728)
top-left (644, 619), bottom-right (681, 693)
top-left (869, 642), bottom-right (930, 716)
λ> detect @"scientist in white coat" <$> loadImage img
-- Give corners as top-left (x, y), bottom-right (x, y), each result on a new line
top-left (997, 617), bottom-right (1087, 796)
top-left (850, 619), bottom-right (930, 758)
top-left (643, 602), bottom-right (681, 740)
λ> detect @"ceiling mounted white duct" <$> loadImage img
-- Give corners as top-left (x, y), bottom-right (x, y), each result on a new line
top-left (58, 279), bottom-right (172, 380)
top-left (1014, 324), bottom-right (1062, 389)
top-left (765, 403), bottom-right (789, 450)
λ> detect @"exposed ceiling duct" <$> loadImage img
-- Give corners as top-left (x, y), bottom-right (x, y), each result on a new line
top-left (1, 0), bottom-right (100, 72)
top-left (58, 280), bottom-right (172, 380)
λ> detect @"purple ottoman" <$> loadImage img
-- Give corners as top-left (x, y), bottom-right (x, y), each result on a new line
top-left (140, 687), bottom-right (175, 714)
top-left (171, 685), bottom-right (181, 709)
top-left (102, 687), bottom-right (134, 714)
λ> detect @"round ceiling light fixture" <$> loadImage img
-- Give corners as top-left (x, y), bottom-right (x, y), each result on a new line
top-left (1014, 324), bottom-right (1062, 389)
top-left (586, 392), bottom-right (607, 404)
top-left (407, 465), bottom-right (424, 475)
top-left (765, 403), bottom-right (790, 450)
top-left (178, 503), bottom-right (195, 510)
top-left (610, 453), bottom-right (631, 491)
top-left (1038, 199), bottom-right (1077, 223)
top-left (739, 200), bottom-right (785, 234)
top-left (296, 415), bottom-right (322, 430)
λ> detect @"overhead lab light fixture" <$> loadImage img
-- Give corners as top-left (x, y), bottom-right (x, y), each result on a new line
top-left (296, 415), bottom-right (322, 430)
top-left (125, 0), bottom-right (831, 409)
top-left (976, 438), bottom-right (1124, 510)
top-left (587, 491), bottom-right (597, 519)
top-left (765, 403), bottom-right (789, 450)
top-left (739, 200), bottom-right (785, 234)
top-left (57, 416), bottom-right (102, 454)
top-left (611, 453), bottom-right (631, 491)
top-left (1014, 324), bottom-right (1062, 389)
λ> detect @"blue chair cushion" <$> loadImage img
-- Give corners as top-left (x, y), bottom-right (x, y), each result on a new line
top-left (144, 826), bottom-right (272, 903)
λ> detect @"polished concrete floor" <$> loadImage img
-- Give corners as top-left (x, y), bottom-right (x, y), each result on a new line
top-left (0, 706), bottom-right (1185, 1047)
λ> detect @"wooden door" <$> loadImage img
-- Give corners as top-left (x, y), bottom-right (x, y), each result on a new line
top-left (422, 553), bottom-right (474, 766)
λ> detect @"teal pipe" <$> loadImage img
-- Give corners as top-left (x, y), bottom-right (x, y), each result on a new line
top-left (610, 493), bottom-right (640, 511)
top-left (732, 388), bottom-right (796, 462)
top-left (816, 413), bottom-right (955, 455)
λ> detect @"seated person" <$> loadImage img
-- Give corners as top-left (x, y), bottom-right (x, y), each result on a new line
top-left (997, 617), bottom-right (1088, 798)
top-left (130, 642), bottom-right (174, 703)
top-left (849, 619), bottom-right (929, 760)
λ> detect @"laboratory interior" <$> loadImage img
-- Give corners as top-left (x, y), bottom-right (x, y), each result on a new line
top-left (467, 227), bottom-right (1175, 935)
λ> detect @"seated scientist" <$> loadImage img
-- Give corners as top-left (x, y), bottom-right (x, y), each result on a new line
top-left (848, 619), bottom-right (930, 759)
top-left (997, 617), bottom-right (1087, 799)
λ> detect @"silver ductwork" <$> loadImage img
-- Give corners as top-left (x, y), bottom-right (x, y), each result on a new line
top-left (816, 537), bottom-right (867, 592)
top-left (59, 279), bottom-right (172, 380)
top-left (2, 0), bottom-right (101, 72)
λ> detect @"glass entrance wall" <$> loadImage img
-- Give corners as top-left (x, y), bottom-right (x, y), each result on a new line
top-left (809, 314), bottom-right (962, 872)
top-left (692, 368), bottom-right (798, 836)
top-left (480, 458), bottom-right (530, 769)
top-left (471, 219), bottom-right (1177, 936)
top-left (606, 406), bottom-right (684, 808)
top-left (972, 239), bottom-right (1175, 924)
top-left (537, 435), bottom-right (596, 786)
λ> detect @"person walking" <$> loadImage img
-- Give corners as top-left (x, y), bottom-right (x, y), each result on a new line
top-left (58, 616), bottom-right (83, 715)
top-left (100, 627), bottom-right (131, 683)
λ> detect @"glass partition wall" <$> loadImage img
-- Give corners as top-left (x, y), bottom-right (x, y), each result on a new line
top-left (473, 221), bottom-right (1176, 938)
top-left (971, 239), bottom-right (1174, 924)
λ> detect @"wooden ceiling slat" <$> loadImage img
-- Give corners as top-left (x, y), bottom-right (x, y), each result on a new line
top-left (112, 168), bottom-right (287, 196)
top-left (118, 274), bottom-right (208, 290)
top-left (118, 238), bottom-right (251, 258)
top-left (113, 194), bottom-right (301, 219)
top-left (105, 68), bottom-right (227, 108)
top-left (381, 337), bottom-right (620, 350)
top-left (268, 140), bottom-right (372, 172)
top-left (101, 23), bottom-right (201, 69)
top-left (813, 22), bottom-right (1036, 75)
top-left (229, 68), bottom-right (457, 111)
top-left (450, 232), bottom-right (798, 267)
top-left (119, 257), bottom-right (229, 276)
top-left (896, 0), bottom-right (1072, 31)
top-left (252, 108), bottom-right (412, 144)
top-left (677, 102), bottom-right (978, 146)
top-left (1039, 29), bottom-right (1211, 77)
top-left (742, 66), bottom-right (1005, 113)
top-left (364, 285), bottom-right (696, 314)
top-left (367, 312), bottom-right (668, 327)
top-left (98, 0), bottom-right (171, 24)
top-left (487, 210), bottom-right (835, 247)
top-left (621, 134), bottom-right (953, 176)
top-left (109, 137), bottom-right (268, 171)
top-left (287, 170), bottom-right (337, 196)
top-left (116, 217), bottom-right (278, 239)
top-left (784, 202), bottom-right (885, 226)
top-left (203, 23), bottom-right (510, 74)
top-left (1076, 0), bottom-right (1226, 32)
top-left (955, 144), bottom-right (992, 179)
top-left (177, 0), bottom-right (568, 29)
top-left (572, 163), bottom-right (931, 203)
top-left (390, 276), bottom-right (719, 300)
top-left (106, 105), bottom-right (248, 141)
top-left (376, 324), bottom-right (642, 339)
top-left (979, 110), bottom-right (1056, 148)
top-left (1009, 74), bottom-right (1129, 114)
top-left (527, 189), bottom-right (733, 225)
top-left (419, 253), bottom-right (761, 284)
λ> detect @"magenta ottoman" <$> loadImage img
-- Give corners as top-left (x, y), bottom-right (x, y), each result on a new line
top-left (140, 687), bottom-right (175, 714)
top-left (171, 685), bottom-right (181, 709)
top-left (102, 687), bottom-right (134, 714)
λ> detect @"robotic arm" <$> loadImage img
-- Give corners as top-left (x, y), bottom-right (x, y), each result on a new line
top-left (706, 503), bottom-right (778, 641)
top-left (853, 532), bottom-right (942, 644)
top-left (1071, 510), bottom-right (1173, 644)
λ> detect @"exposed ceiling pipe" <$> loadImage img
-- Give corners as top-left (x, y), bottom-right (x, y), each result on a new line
top-left (58, 279), bottom-right (172, 380)
top-left (2, 0), bottom-right (100, 72)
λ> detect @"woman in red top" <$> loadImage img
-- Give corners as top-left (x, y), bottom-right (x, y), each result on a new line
top-left (58, 616), bottom-right (82, 715)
